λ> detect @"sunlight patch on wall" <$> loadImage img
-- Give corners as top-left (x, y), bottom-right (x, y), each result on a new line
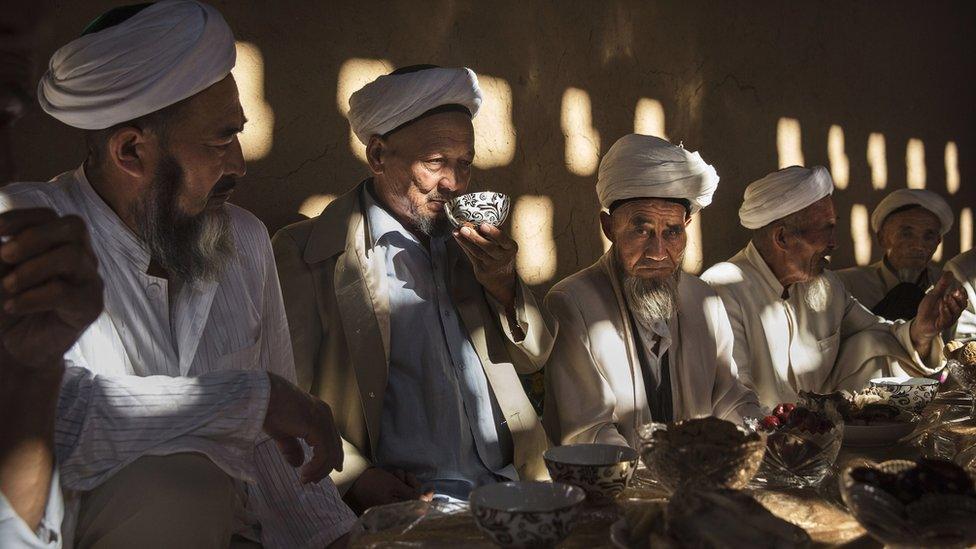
top-left (867, 133), bottom-right (887, 190)
top-left (683, 214), bottom-right (703, 274)
top-left (336, 58), bottom-right (394, 163)
top-left (851, 204), bottom-right (872, 266)
top-left (473, 75), bottom-right (516, 169)
top-left (232, 42), bottom-right (274, 161)
top-left (512, 195), bottom-right (556, 284)
top-left (776, 117), bottom-right (804, 169)
top-left (298, 194), bottom-right (336, 218)
top-left (906, 138), bottom-right (926, 189)
top-left (633, 98), bottom-right (667, 140)
top-left (946, 142), bottom-right (960, 195)
top-left (827, 125), bottom-right (849, 190)
top-left (933, 242), bottom-right (943, 263)
top-left (962, 208), bottom-right (973, 253)
top-left (561, 88), bottom-right (601, 176)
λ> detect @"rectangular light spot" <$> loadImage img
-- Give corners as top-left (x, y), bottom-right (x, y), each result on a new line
top-left (682, 214), bottom-right (703, 274)
top-left (867, 133), bottom-right (887, 190)
top-left (906, 138), bottom-right (926, 189)
top-left (561, 88), bottom-right (600, 176)
top-left (299, 194), bottom-right (336, 218)
top-left (633, 98), bottom-right (667, 139)
top-left (777, 117), bottom-right (804, 169)
top-left (962, 208), bottom-right (973, 253)
top-left (336, 58), bottom-right (394, 163)
top-left (933, 241), bottom-right (943, 263)
top-left (512, 195), bottom-right (556, 284)
top-left (827, 125), bottom-right (849, 190)
top-left (232, 42), bottom-right (274, 161)
top-left (473, 75), bottom-right (516, 169)
top-left (946, 142), bottom-right (960, 195)
top-left (851, 204), bottom-right (872, 266)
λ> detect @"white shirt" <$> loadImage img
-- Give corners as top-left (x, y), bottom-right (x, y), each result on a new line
top-left (0, 167), bottom-right (355, 548)
top-left (0, 474), bottom-right (63, 549)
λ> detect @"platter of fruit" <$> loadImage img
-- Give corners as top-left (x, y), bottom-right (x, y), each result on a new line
top-left (838, 388), bottom-right (920, 447)
top-left (750, 401), bottom-right (843, 489)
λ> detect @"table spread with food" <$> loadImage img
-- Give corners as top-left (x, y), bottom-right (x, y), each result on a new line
top-left (348, 341), bottom-right (976, 548)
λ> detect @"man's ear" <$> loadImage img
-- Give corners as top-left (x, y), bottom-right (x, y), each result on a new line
top-left (600, 211), bottom-right (615, 243)
top-left (773, 224), bottom-right (790, 252)
top-left (365, 135), bottom-right (387, 175)
top-left (106, 126), bottom-right (153, 180)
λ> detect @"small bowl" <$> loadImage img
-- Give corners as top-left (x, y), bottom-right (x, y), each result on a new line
top-left (543, 444), bottom-right (639, 505)
top-left (470, 481), bottom-right (586, 548)
top-left (446, 191), bottom-right (511, 229)
top-left (870, 376), bottom-right (940, 413)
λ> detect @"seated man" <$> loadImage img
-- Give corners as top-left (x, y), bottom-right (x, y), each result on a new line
top-left (836, 189), bottom-right (953, 320)
top-left (543, 134), bottom-right (760, 448)
top-left (702, 166), bottom-right (967, 408)
top-left (274, 65), bottom-right (552, 509)
top-left (945, 249), bottom-right (976, 341)
top-left (7, 1), bottom-right (355, 546)
top-left (0, 209), bottom-right (345, 548)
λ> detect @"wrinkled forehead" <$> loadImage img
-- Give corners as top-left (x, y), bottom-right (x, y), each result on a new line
top-left (171, 74), bottom-right (245, 138)
top-left (385, 111), bottom-right (474, 152)
top-left (882, 205), bottom-right (942, 231)
top-left (612, 198), bottom-right (687, 224)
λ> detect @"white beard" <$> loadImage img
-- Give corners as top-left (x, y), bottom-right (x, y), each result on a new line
top-left (623, 272), bottom-right (679, 327)
top-left (802, 274), bottom-right (833, 313)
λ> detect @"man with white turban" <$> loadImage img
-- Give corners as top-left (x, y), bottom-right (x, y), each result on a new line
top-left (836, 189), bottom-right (954, 321)
top-left (8, 2), bottom-right (356, 546)
top-left (945, 250), bottom-right (976, 341)
top-left (543, 134), bottom-right (760, 448)
top-left (702, 166), bottom-right (967, 408)
top-left (273, 65), bottom-right (552, 510)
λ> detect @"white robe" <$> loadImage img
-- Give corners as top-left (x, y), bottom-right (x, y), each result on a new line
top-left (701, 242), bottom-right (943, 408)
top-left (835, 260), bottom-right (940, 311)
top-left (543, 252), bottom-right (761, 449)
top-left (945, 250), bottom-right (976, 341)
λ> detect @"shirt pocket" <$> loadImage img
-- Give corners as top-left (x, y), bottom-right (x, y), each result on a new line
top-left (817, 330), bottom-right (841, 357)
top-left (215, 338), bottom-right (262, 371)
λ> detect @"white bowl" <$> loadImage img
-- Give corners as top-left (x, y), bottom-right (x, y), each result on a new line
top-left (446, 191), bottom-right (511, 228)
top-left (470, 481), bottom-right (585, 548)
top-left (843, 416), bottom-right (919, 447)
top-left (870, 376), bottom-right (940, 413)
top-left (544, 444), bottom-right (639, 504)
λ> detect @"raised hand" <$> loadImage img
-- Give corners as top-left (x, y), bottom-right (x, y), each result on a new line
top-left (911, 271), bottom-right (968, 355)
top-left (453, 223), bottom-right (518, 308)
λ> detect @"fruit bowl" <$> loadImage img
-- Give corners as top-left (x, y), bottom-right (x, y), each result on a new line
top-left (751, 403), bottom-right (843, 488)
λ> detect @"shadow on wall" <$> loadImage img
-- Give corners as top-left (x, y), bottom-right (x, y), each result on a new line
top-left (12, 0), bottom-right (976, 292)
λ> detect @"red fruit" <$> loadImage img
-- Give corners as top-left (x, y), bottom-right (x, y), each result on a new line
top-left (760, 416), bottom-right (781, 431)
top-left (774, 402), bottom-right (797, 422)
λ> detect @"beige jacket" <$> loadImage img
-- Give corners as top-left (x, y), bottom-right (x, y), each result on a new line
top-left (272, 182), bottom-right (552, 493)
top-left (945, 250), bottom-right (976, 341)
top-left (543, 252), bottom-right (761, 448)
top-left (835, 259), bottom-right (940, 310)
top-left (702, 242), bottom-right (943, 408)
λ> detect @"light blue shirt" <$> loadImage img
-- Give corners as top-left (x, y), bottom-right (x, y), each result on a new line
top-left (364, 187), bottom-right (516, 500)
top-left (0, 473), bottom-right (63, 549)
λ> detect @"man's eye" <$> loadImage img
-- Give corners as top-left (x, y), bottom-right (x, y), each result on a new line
top-left (666, 228), bottom-right (682, 238)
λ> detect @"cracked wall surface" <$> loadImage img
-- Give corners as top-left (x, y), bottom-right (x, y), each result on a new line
top-left (11, 0), bottom-right (976, 293)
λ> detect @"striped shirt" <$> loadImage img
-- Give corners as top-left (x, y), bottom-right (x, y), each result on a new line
top-left (0, 166), bottom-right (355, 548)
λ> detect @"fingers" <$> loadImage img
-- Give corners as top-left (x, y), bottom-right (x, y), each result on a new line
top-left (453, 224), bottom-right (516, 262)
top-left (0, 213), bottom-right (91, 266)
top-left (3, 243), bottom-right (98, 295)
top-left (930, 272), bottom-right (954, 297)
top-left (420, 491), bottom-right (435, 502)
top-left (275, 437), bottom-right (305, 468)
top-left (299, 401), bottom-right (344, 484)
top-left (0, 208), bottom-right (59, 236)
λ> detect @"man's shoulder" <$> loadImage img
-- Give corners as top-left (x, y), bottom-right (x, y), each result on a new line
top-left (700, 259), bottom-right (749, 289)
top-left (548, 259), bottom-right (607, 299)
top-left (273, 215), bottom-right (317, 250)
top-left (0, 175), bottom-right (76, 212)
top-left (226, 203), bottom-right (269, 238)
top-left (833, 263), bottom-right (875, 282)
top-left (678, 271), bottom-right (719, 299)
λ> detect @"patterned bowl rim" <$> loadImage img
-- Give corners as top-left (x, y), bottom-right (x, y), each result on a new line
top-left (448, 191), bottom-right (511, 205)
top-left (469, 481), bottom-right (586, 515)
top-left (444, 192), bottom-right (511, 228)
top-left (870, 376), bottom-right (941, 388)
top-left (543, 443), bottom-right (640, 467)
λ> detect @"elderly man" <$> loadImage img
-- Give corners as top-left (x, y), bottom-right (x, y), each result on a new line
top-left (4, 2), bottom-right (355, 546)
top-left (945, 250), bottom-right (976, 341)
top-left (274, 65), bottom-right (552, 509)
top-left (836, 189), bottom-right (953, 321)
top-left (702, 166), bottom-right (967, 408)
top-left (543, 134), bottom-right (760, 448)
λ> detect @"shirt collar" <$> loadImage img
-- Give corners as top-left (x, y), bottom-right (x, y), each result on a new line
top-left (74, 164), bottom-right (151, 272)
top-left (362, 183), bottom-right (449, 251)
top-left (744, 240), bottom-right (787, 298)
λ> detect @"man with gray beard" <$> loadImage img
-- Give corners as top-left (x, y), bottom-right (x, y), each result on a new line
top-left (543, 134), bottom-right (760, 449)
top-left (702, 166), bottom-right (967, 408)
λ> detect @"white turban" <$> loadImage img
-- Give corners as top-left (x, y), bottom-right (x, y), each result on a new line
top-left (739, 165), bottom-right (834, 229)
top-left (596, 134), bottom-right (719, 214)
top-left (870, 189), bottom-right (953, 235)
top-left (348, 67), bottom-right (482, 145)
top-left (38, 0), bottom-right (235, 130)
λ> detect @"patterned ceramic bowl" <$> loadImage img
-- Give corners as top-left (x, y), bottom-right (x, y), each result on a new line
top-left (870, 376), bottom-right (940, 414)
top-left (543, 444), bottom-right (639, 505)
top-left (446, 191), bottom-right (511, 229)
top-left (840, 460), bottom-right (976, 548)
top-left (470, 481), bottom-right (585, 548)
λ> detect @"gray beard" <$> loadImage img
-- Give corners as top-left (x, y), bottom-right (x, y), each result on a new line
top-left (134, 155), bottom-right (235, 284)
top-left (413, 209), bottom-right (451, 237)
top-left (802, 274), bottom-right (832, 313)
top-left (623, 271), bottom-right (680, 327)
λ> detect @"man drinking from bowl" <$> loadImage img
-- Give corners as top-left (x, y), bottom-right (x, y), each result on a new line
top-left (273, 65), bottom-right (552, 512)
top-left (543, 134), bottom-right (761, 448)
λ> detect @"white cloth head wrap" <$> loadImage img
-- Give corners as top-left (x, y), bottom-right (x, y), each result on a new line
top-left (870, 189), bottom-right (953, 235)
top-left (348, 67), bottom-right (482, 145)
top-left (38, 0), bottom-right (236, 130)
top-left (739, 165), bottom-right (834, 229)
top-left (596, 134), bottom-right (719, 214)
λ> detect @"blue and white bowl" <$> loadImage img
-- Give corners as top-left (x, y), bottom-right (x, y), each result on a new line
top-left (470, 481), bottom-right (585, 548)
top-left (869, 376), bottom-right (940, 414)
top-left (544, 444), bottom-right (638, 505)
top-left (446, 191), bottom-right (511, 229)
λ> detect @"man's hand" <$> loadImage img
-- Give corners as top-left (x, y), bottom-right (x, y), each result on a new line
top-left (0, 208), bottom-right (103, 370)
top-left (344, 467), bottom-right (433, 515)
top-left (453, 223), bottom-right (518, 309)
top-left (911, 272), bottom-right (968, 356)
top-left (263, 373), bottom-right (344, 484)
